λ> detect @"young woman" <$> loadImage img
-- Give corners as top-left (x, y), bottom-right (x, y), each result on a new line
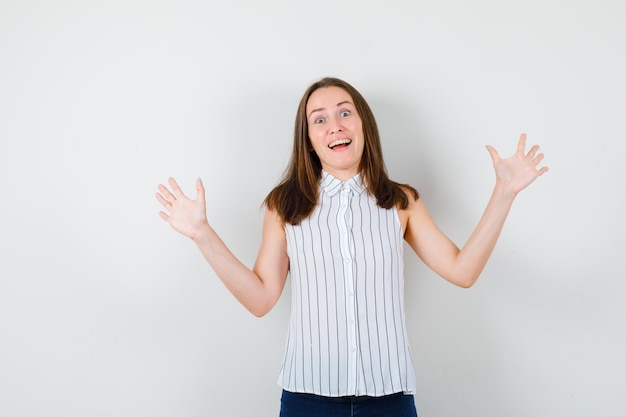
top-left (156, 77), bottom-right (548, 416)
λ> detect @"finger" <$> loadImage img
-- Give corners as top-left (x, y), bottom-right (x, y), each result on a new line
top-left (155, 192), bottom-right (171, 209)
top-left (517, 133), bottom-right (527, 154)
top-left (486, 144), bottom-right (500, 162)
top-left (157, 184), bottom-right (176, 202)
top-left (158, 210), bottom-right (169, 221)
top-left (533, 153), bottom-right (545, 165)
top-left (168, 177), bottom-right (186, 198)
top-left (527, 144), bottom-right (540, 159)
top-left (196, 178), bottom-right (206, 205)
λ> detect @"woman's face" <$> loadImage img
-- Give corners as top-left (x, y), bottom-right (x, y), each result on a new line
top-left (306, 86), bottom-right (365, 180)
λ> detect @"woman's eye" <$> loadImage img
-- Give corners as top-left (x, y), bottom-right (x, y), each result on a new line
top-left (340, 110), bottom-right (351, 117)
top-left (314, 117), bottom-right (324, 124)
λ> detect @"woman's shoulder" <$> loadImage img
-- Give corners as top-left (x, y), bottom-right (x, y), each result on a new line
top-left (394, 183), bottom-right (423, 235)
top-left (398, 183), bottom-right (419, 199)
top-left (393, 181), bottom-right (419, 208)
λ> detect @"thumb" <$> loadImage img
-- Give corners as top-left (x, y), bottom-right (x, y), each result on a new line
top-left (485, 145), bottom-right (500, 162)
top-left (196, 177), bottom-right (206, 205)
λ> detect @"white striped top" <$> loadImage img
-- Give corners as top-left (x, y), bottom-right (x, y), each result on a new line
top-left (277, 171), bottom-right (416, 397)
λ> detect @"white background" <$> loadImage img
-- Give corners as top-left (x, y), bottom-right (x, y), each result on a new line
top-left (1, 0), bottom-right (624, 416)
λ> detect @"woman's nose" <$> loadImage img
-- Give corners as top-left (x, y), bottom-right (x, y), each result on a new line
top-left (328, 116), bottom-right (343, 133)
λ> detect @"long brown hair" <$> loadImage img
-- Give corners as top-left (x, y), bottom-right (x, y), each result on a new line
top-left (265, 77), bottom-right (418, 225)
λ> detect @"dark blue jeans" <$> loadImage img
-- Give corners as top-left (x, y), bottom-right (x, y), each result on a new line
top-left (279, 390), bottom-right (418, 417)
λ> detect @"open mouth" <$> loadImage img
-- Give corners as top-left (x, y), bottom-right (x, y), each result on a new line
top-left (328, 139), bottom-right (352, 150)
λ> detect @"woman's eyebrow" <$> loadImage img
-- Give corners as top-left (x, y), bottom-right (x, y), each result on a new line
top-left (308, 107), bottom-right (326, 117)
top-left (308, 101), bottom-right (353, 118)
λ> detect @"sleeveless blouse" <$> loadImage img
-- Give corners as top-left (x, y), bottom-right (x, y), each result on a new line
top-left (278, 171), bottom-right (416, 397)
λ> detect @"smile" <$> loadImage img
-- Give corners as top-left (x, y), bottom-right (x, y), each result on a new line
top-left (328, 139), bottom-right (352, 149)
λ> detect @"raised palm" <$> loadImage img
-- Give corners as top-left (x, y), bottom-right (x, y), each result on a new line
top-left (156, 178), bottom-right (208, 240)
top-left (487, 134), bottom-right (548, 195)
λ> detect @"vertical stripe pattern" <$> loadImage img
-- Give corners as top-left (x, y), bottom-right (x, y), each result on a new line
top-left (278, 171), bottom-right (416, 397)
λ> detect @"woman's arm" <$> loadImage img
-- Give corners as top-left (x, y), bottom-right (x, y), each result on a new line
top-left (156, 178), bottom-right (289, 316)
top-left (402, 134), bottom-right (548, 288)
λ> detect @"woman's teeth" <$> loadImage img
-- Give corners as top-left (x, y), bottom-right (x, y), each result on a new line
top-left (329, 139), bottom-right (352, 149)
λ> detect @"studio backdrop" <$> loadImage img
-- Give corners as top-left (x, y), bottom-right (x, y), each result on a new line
top-left (1, 1), bottom-right (624, 416)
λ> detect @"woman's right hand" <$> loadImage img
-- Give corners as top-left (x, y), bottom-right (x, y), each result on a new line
top-left (156, 177), bottom-right (208, 240)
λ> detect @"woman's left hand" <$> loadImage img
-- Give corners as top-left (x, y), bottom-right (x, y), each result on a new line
top-left (486, 133), bottom-right (549, 196)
